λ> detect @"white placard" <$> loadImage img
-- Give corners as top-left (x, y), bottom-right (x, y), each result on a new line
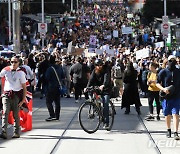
top-left (125, 49), bottom-right (130, 55)
top-left (95, 49), bottom-right (104, 55)
top-left (67, 41), bottom-right (73, 53)
top-left (155, 41), bottom-right (164, 48)
top-left (136, 49), bottom-right (150, 60)
top-left (106, 49), bottom-right (115, 56)
top-left (127, 14), bottom-right (133, 18)
top-left (107, 35), bottom-right (112, 40)
top-left (122, 27), bottom-right (133, 34)
top-left (113, 30), bottom-right (118, 38)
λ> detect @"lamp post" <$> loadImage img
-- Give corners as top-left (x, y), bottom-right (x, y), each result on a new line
top-left (71, 0), bottom-right (73, 12)
top-left (164, 0), bottom-right (167, 16)
top-left (164, 0), bottom-right (167, 53)
top-left (42, 0), bottom-right (44, 49)
top-left (12, 0), bottom-right (20, 54)
top-left (8, 0), bottom-right (12, 43)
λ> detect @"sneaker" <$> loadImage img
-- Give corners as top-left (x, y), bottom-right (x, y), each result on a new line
top-left (66, 95), bottom-right (71, 98)
top-left (75, 100), bottom-right (79, 103)
top-left (166, 129), bottom-right (171, 138)
top-left (12, 133), bottom-right (20, 138)
top-left (156, 115), bottom-right (160, 121)
top-left (0, 132), bottom-right (7, 139)
top-left (103, 123), bottom-right (109, 130)
top-left (145, 116), bottom-right (154, 121)
top-left (124, 110), bottom-right (130, 114)
top-left (174, 132), bottom-right (180, 140)
top-left (45, 117), bottom-right (56, 121)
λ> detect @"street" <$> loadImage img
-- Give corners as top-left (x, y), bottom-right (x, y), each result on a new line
top-left (0, 93), bottom-right (179, 154)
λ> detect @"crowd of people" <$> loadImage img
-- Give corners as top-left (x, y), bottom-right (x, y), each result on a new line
top-left (0, 1), bottom-right (180, 140)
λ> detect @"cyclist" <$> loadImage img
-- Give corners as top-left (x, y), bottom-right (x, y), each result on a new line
top-left (85, 59), bottom-right (112, 129)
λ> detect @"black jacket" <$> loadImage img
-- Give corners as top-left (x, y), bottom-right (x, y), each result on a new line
top-left (87, 66), bottom-right (112, 95)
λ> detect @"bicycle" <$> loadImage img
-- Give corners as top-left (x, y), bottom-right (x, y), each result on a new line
top-left (78, 86), bottom-right (115, 134)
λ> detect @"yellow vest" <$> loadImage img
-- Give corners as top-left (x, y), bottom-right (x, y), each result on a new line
top-left (147, 72), bottom-right (160, 91)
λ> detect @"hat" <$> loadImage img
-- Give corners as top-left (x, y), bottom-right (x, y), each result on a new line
top-left (168, 55), bottom-right (176, 61)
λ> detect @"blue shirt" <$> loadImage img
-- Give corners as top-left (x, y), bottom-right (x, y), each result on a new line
top-left (157, 68), bottom-right (180, 98)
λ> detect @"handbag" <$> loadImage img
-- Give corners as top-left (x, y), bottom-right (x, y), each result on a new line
top-left (51, 66), bottom-right (67, 95)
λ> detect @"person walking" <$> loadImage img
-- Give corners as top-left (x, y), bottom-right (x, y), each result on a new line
top-left (121, 62), bottom-right (142, 114)
top-left (145, 62), bottom-right (161, 121)
top-left (45, 55), bottom-right (64, 121)
top-left (0, 56), bottom-right (27, 139)
top-left (156, 55), bottom-right (180, 140)
top-left (70, 56), bottom-right (90, 103)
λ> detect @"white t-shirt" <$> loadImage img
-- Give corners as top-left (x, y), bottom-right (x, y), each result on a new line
top-left (0, 67), bottom-right (26, 91)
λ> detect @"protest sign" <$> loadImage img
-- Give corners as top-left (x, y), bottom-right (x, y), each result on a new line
top-left (89, 35), bottom-right (97, 46)
top-left (96, 49), bottom-right (104, 55)
top-left (125, 49), bottom-right (130, 55)
top-left (106, 49), bottom-right (115, 56)
top-left (113, 30), bottom-right (119, 38)
top-left (127, 14), bottom-right (133, 18)
top-left (155, 41), bottom-right (164, 48)
top-left (67, 41), bottom-right (73, 53)
top-left (122, 27), bottom-right (133, 34)
top-left (136, 48), bottom-right (150, 60)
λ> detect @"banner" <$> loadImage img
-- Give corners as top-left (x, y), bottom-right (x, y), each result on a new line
top-left (136, 48), bottom-right (150, 60)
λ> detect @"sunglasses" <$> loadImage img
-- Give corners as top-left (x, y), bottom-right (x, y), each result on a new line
top-left (11, 61), bottom-right (18, 64)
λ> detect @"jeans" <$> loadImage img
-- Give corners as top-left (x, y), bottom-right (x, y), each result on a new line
top-left (2, 94), bottom-right (20, 134)
top-left (101, 95), bottom-right (110, 124)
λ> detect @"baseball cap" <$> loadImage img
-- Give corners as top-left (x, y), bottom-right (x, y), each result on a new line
top-left (168, 55), bottom-right (176, 61)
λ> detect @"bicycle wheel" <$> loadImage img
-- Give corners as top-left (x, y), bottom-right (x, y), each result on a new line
top-left (106, 101), bottom-right (115, 131)
top-left (78, 102), bottom-right (101, 134)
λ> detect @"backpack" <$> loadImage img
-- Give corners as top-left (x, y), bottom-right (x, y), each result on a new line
top-left (142, 70), bottom-right (149, 81)
top-left (113, 65), bottom-right (122, 78)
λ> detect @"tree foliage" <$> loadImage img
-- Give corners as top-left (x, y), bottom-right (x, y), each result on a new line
top-left (142, 0), bottom-right (180, 23)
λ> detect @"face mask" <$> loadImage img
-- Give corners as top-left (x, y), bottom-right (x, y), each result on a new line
top-left (168, 60), bottom-right (176, 71)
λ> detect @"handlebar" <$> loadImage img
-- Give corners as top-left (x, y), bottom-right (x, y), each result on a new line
top-left (85, 86), bottom-right (101, 94)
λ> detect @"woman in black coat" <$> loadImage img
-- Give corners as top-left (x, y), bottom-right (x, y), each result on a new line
top-left (121, 62), bottom-right (142, 114)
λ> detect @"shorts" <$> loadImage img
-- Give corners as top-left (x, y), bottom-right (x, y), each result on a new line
top-left (114, 79), bottom-right (123, 88)
top-left (162, 98), bottom-right (180, 116)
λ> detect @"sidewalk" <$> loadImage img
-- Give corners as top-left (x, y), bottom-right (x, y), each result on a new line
top-left (0, 95), bottom-right (179, 154)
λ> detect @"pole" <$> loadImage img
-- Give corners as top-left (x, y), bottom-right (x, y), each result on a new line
top-left (42, 0), bottom-right (44, 49)
top-left (12, 0), bottom-right (20, 54)
top-left (77, 0), bottom-right (78, 11)
top-left (164, 0), bottom-right (167, 16)
top-left (71, 0), bottom-right (73, 12)
top-left (164, 0), bottom-right (167, 53)
top-left (8, 0), bottom-right (12, 43)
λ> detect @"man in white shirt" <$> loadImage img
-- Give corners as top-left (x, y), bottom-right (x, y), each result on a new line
top-left (0, 56), bottom-right (27, 139)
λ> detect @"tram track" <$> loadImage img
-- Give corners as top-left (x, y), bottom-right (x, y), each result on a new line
top-left (135, 106), bottom-right (161, 154)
